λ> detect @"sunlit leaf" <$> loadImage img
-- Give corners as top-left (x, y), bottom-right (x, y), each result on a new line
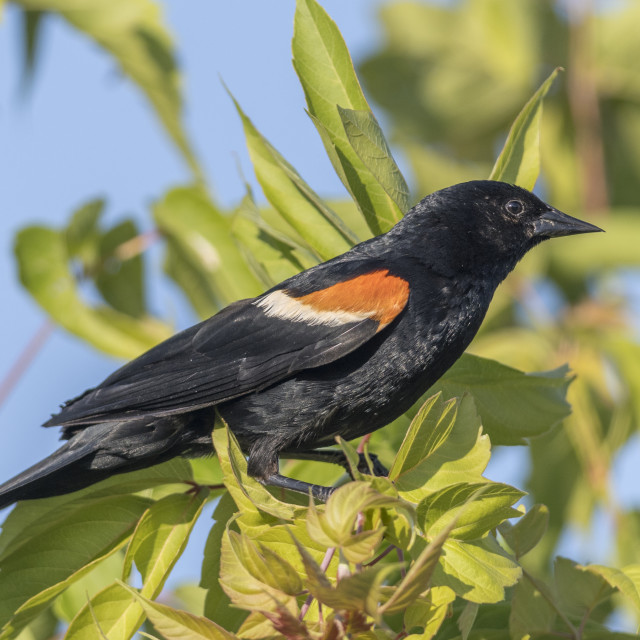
top-left (391, 395), bottom-right (491, 503)
top-left (490, 68), bottom-right (561, 189)
top-left (63, 582), bottom-right (142, 640)
top-left (555, 557), bottom-right (615, 619)
top-left (293, 0), bottom-right (403, 234)
top-left (232, 93), bottom-right (357, 261)
top-left (121, 584), bottom-right (239, 640)
top-left (433, 536), bottom-right (521, 604)
top-left (124, 489), bottom-right (208, 598)
top-left (417, 482), bottom-right (524, 540)
top-left (338, 106), bottom-right (410, 213)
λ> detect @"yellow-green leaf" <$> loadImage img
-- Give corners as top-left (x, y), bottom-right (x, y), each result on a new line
top-left (489, 68), bottom-right (561, 189)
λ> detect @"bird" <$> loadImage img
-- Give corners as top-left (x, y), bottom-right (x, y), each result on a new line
top-left (0, 181), bottom-right (602, 507)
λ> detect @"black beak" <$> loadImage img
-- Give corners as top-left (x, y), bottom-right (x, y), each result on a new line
top-left (533, 208), bottom-right (604, 238)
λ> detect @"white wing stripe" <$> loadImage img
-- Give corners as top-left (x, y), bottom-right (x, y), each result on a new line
top-left (255, 290), bottom-right (374, 326)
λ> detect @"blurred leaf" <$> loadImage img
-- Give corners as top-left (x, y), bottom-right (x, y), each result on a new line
top-left (63, 582), bottom-right (142, 640)
top-left (432, 355), bottom-right (572, 446)
top-left (231, 196), bottom-right (314, 288)
top-left (15, 225), bottom-right (171, 359)
top-left (121, 584), bottom-right (239, 640)
top-left (554, 557), bottom-right (615, 619)
top-left (490, 68), bottom-right (561, 189)
top-left (579, 564), bottom-right (640, 614)
top-left (19, 9), bottom-right (45, 94)
top-left (0, 495), bottom-right (151, 637)
top-left (96, 219), bottom-right (146, 317)
top-left (433, 535), bottom-right (521, 604)
top-left (15, 0), bottom-right (201, 178)
top-left (154, 187), bottom-right (263, 309)
top-left (232, 94), bottom-right (357, 261)
top-left (293, 0), bottom-right (403, 234)
top-left (499, 503), bottom-right (549, 559)
top-left (509, 576), bottom-right (556, 640)
top-left (53, 551), bottom-right (123, 623)
top-left (338, 106), bottom-right (410, 213)
top-left (457, 602), bottom-right (479, 640)
top-left (12, 610), bottom-right (57, 640)
top-left (391, 394), bottom-right (491, 503)
top-left (417, 482), bottom-right (524, 541)
top-left (64, 198), bottom-right (104, 263)
top-left (124, 489), bottom-right (208, 598)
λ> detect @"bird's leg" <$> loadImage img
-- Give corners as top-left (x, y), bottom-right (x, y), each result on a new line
top-left (263, 473), bottom-right (335, 502)
top-left (247, 443), bottom-right (336, 502)
top-left (282, 448), bottom-right (389, 478)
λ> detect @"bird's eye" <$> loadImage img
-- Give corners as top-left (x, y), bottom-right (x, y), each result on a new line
top-left (506, 200), bottom-right (524, 215)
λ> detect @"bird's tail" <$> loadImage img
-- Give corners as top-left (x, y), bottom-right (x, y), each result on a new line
top-left (0, 410), bottom-right (215, 510)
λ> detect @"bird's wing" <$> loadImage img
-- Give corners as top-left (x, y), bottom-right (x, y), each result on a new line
top-left (46, 267), bottom-right (409, 427)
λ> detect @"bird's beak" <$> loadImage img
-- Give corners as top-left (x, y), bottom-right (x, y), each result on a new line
top-left (533, 207), bottom-right (604, 238)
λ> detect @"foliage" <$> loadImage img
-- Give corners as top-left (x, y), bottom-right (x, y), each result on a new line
top-left (2, 0), bottom-right (640, 638)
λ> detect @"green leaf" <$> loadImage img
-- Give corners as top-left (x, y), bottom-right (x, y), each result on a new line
top-left (15, 225), bottom-right (171, 359)
top-left (96, 219), bottom-right (146, 318)
top-left (124, 489), bottom-right (208, 598)
top-left (154, 187), bottom-right (263, 309)
top-left (489, 68), bottom-right (561, 189)
top-left (457, 602), bottom-right (479, 640)
top-left (231, 195), bottom-right (316, 289)
top-left (498, 503), bottom-right (549, 559)
top-left (433, 536), bottom-right (521, 604)
top-left (53, 552), bottom-right (123, 623)
top-left (417, 482), bottom-right (524, 540)
top-left (509, 576), bottom-right (556, 640)
top-left (293, 0), bottom-right (403, 234)
top-left (212, 417), bottom-right (299, 521)
top-left (391, 394), bottom-right (491, 503)
top-left (63, 582), bottom-right (143, 640)
top-left (19, 8), bottom-right (45, 94)
top-left (338, 106), bottom-right (410, 213)
top-left (120, 584), bottom-right (239, 640)
top-left (579, 564), bottom-right (640, 614)
top-left (0, 495), bottom-right (152, 637)
top-left (231, 94), bottom-right (357, 260)
top-left (64, 198), bottom-right (104, 262)
top-left (219, 528), bottom-right (298, 612)
top-left (202, 493), bottom-right (247, 630)
top-left (381, 524), bottom-right (452, 615)
top-left (15, 0), bottom-right (201, 178)
top-left (555, 557), bottom-right (615, 619)
top-left (432, 355), bottom-right (572, 446)
top-left (403, 586), bottom-right (456, 640)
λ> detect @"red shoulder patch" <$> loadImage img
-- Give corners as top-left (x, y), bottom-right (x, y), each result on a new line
top-left (297, 270), bottom-right (409, 328)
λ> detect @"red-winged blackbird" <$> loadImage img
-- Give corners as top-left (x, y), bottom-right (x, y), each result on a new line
top-left (0, 181), bottom-right (602, 506)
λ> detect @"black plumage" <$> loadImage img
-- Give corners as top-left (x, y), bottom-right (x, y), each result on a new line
top-left (0, 181), bottom-right (602, 506)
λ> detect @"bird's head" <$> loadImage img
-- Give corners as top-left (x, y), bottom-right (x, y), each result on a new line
top-left (396, 180), bottom-right (603, 280)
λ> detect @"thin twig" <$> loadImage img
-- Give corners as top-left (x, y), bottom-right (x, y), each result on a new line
top-left (0, 320), bottom-right (54, 410)
top-left (300, 547), bottom-right (336, 620)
